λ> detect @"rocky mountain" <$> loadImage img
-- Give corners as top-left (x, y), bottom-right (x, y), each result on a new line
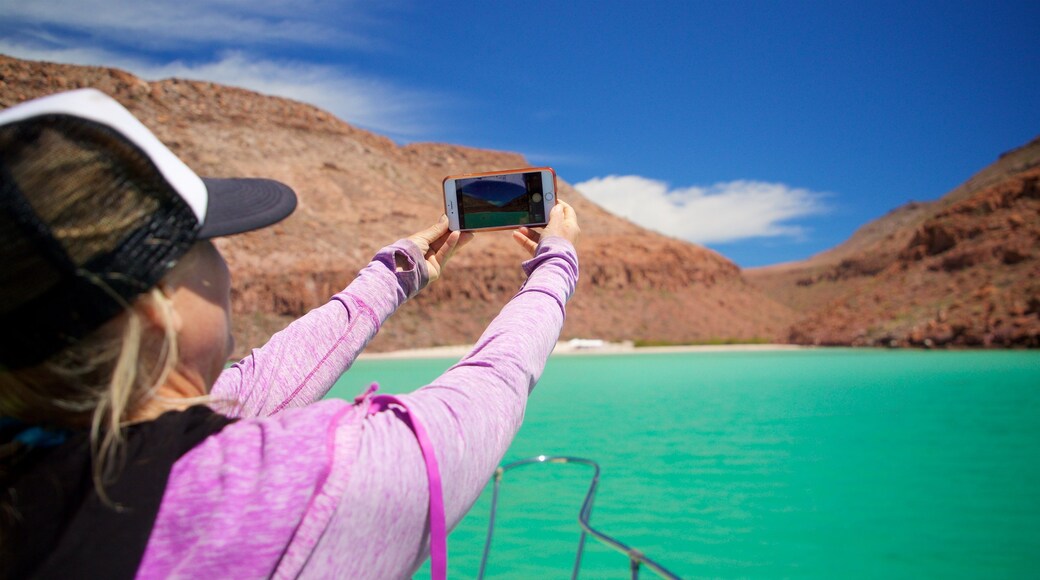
top-left (7, 55), bottom-right (1035, 351)
top-left (1, 55), bottom-right (795, 354)
top-left (747, 137), bottom-right (1040, 347)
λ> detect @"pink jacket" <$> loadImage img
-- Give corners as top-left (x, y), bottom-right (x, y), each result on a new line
top-left (137, 237), bottom-right (579, 579)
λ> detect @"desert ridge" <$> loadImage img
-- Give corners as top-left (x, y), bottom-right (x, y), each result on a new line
top-left (747, 137), bottom-right (1040, 347)
top-left (357, 340), bottom-right (808, 360)
top-left (2, 53), bottom-right (1036, 350)
top-left (0, 54), bottom-right (796, 355)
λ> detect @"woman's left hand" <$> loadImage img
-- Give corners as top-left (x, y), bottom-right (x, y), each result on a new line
top-left (405, 215), bottom-right (475, 284)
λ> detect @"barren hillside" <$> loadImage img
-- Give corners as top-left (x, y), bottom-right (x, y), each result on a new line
top-left (1, 55), bottom-right (795, 354)
top-left (747, 138), bottom-right (1040, 347)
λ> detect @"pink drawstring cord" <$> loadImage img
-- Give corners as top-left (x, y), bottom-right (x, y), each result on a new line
top-left (360, 385), bottom-right (447, 580)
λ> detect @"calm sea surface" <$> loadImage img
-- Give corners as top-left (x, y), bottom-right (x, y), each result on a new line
top-left (326, 349), bottom-right (1040, 579)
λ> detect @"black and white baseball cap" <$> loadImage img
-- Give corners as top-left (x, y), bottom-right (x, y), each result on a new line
top-left (0, 88), bottom-right (297, 368)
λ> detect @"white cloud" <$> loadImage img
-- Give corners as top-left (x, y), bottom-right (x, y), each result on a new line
top-left (0, 42), bottom-right (439, 139)
top-left (0, 1), bottom-right (438, 137)
top-left (574, 175), bottom-right (828, 244)
top-left (1, 0), bottom-right (378, 50)
top-left (148, 53), bottom-right (439, 138)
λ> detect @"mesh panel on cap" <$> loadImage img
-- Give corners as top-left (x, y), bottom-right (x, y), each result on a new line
top-left (0, 115), bottom-right (200, 368)
top-left (0, 199), bottom-right (62, 312)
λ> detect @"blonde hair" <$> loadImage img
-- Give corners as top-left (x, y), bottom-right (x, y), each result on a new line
top-left (0, 286), bottom-right (180, 495)
top-left (0, 118), bottom-right (181, 481)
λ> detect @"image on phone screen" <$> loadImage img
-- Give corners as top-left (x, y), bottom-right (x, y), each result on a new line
top-left (457, 171), bottom-right (546, 229)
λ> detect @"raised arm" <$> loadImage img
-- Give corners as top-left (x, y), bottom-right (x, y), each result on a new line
top-left (404, 235), bottom-right (579, 528)
top-left (314, 203), bottom-right (581, 577)
top-left (211, 217), bottom-right (471, 418)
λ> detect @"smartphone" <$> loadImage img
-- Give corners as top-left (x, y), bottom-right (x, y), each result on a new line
top-left (443, 167), bottom-right (557, 232)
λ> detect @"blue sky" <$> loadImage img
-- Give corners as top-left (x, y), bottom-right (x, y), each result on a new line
top-left (2, 1), bottom-right (1037, 267)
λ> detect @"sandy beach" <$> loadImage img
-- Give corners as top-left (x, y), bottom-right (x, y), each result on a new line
top-left (358, 340), bottom-right (808, 360)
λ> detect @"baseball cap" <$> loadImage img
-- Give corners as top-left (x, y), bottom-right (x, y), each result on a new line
top-left (0, 88), bottom-right (297, 369)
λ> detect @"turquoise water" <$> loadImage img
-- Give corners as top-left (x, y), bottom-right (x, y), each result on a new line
top-left (327, 350), bottom-right (1040, 579)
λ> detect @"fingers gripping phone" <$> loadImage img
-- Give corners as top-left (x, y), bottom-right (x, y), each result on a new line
top-left (443, 167), bottom-right (557, 232)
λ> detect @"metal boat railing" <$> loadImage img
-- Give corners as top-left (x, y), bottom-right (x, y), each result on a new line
top-left (477, 455), bottom-right (682, 580)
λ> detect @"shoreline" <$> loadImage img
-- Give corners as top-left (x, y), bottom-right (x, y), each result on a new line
top-left (358, 341), bottom-right (809, 360)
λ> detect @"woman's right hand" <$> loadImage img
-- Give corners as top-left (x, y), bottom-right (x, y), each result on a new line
top-left (512, 200), bottom-right (580, 257)
top-left (405, 215), bottom-right (475, 285)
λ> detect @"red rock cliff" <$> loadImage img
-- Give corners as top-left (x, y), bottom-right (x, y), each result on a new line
top-left (747, 137), bottom-right (1040, 347)
top-left (1, 55), bottom-right (794, 354)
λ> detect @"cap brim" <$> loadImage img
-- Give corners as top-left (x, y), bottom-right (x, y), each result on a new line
top-left (198, 177), bottom-right (297, 239)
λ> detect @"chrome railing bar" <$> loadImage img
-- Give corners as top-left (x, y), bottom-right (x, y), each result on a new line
top-left (477, 467), bottom-right (503, 579)
top-left (571, 483), bottom-right (591, 580)
top-left (477, 455), bottom-right (682, 580)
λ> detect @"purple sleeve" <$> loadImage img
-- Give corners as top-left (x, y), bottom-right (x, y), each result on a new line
top-left (143, 238), bottom-right (578, 579)
top-left (139, 400), bottom-right (364, 579)
top-left (309, 237), bottom-right (579, 577)
top-left (209, 239), bottom-right (429, 417)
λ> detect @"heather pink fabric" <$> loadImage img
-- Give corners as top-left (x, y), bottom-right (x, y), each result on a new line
top-left (137, 237), bottom-right (579, 579)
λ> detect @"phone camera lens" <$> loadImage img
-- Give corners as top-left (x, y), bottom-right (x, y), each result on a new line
top-left (532, 193), bottom-right (543, 203)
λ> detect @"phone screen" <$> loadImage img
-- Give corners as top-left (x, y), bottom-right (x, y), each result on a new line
top-left (455, 171), bottom-right (547, 229)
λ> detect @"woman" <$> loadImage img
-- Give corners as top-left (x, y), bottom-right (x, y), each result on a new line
top-left (0, 89), bottom-right (580, 578)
